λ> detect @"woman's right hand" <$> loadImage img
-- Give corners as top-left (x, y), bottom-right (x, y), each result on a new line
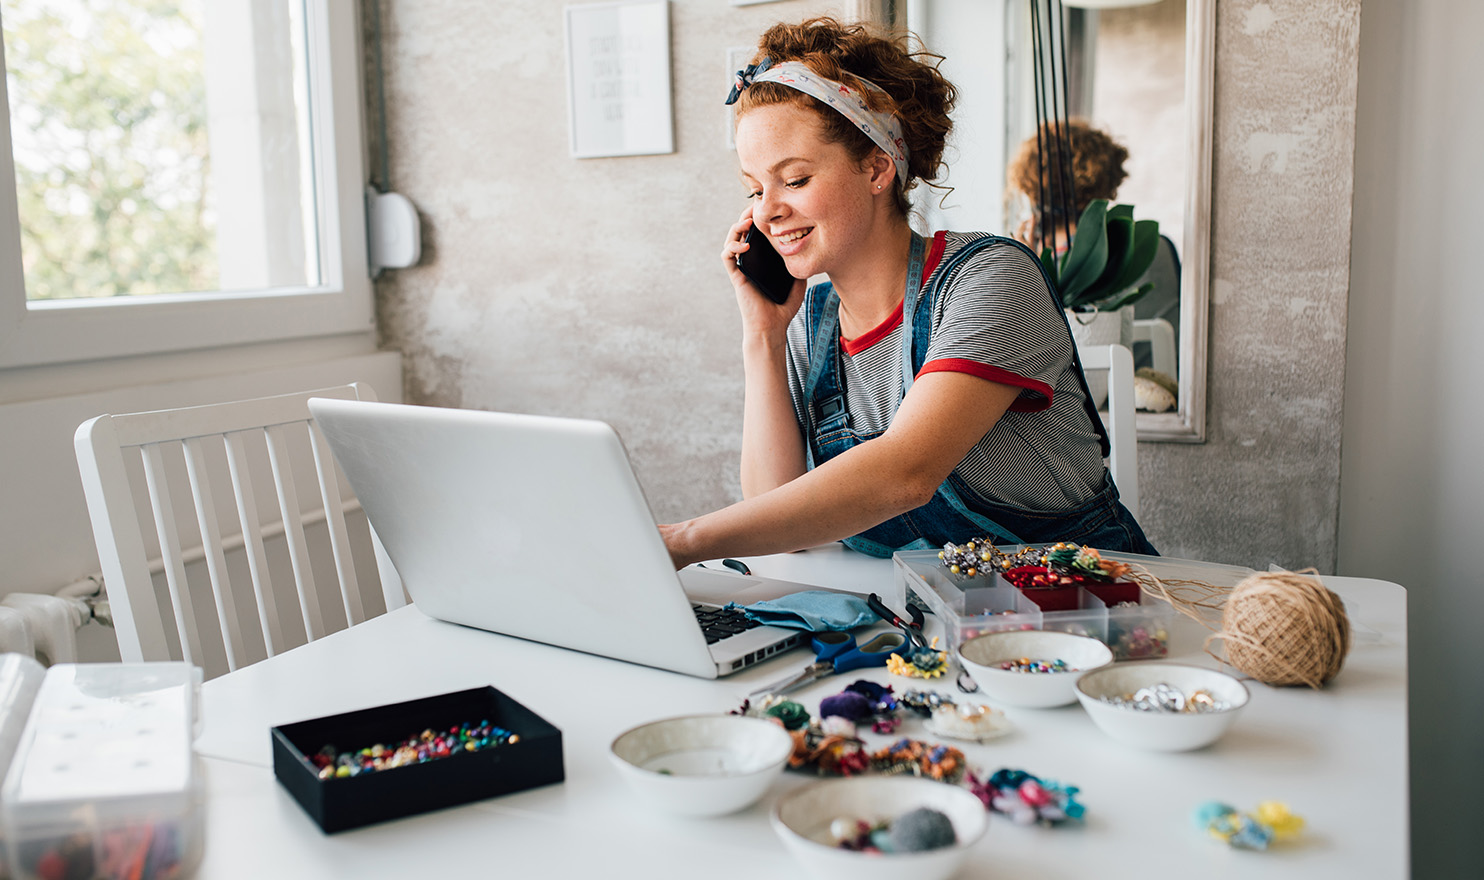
top-left (721, 207), bottom-right (806, 337)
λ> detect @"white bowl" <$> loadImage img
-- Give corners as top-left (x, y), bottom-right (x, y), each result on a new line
top-left (609, 714), bottom-right (794, 817)
top-left (1075, 662), bottom-right (1250, 752)
top-left (958, 629), bottom-right (1114, 708)
top-left (772, 776), bottom-right (988, 880)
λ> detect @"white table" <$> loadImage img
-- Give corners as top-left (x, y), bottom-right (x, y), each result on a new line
top-left (193, 548), bottom-right (1409, 879)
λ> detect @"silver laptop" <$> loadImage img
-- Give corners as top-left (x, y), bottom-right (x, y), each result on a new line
top-left (308, 398), bottom-right (807, 678)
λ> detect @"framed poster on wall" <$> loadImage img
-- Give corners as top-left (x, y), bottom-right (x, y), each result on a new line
top-left (564, 1), bottom-right (674, 158)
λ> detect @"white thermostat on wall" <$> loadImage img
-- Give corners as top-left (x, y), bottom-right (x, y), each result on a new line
top-left (366, 186), bottom-right (422, 276)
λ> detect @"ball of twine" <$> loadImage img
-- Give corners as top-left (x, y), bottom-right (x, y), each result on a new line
top-left (1211, 570), bottom-right (1351, 688)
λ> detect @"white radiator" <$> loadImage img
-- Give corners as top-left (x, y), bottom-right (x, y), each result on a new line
top-left (0, 593), bottom-right (92, 666)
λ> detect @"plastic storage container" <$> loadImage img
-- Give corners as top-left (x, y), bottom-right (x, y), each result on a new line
top-left (0, 661), bottom-right (203, 880)
top-left (895, 549), bottom-right (1186, 660)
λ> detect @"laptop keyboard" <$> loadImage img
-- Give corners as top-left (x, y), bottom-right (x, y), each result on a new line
top-left (692, 604), bottom-right (764, 645)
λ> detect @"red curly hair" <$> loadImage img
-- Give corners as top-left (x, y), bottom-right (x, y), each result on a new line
top-left (1006, 119), bottom-right (1129, 225)
top-left (734, 17), bottom-right (957, 215)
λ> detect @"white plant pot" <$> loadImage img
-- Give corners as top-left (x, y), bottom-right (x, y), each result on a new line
top-left (1066, 306), bottom-right (1134, 409)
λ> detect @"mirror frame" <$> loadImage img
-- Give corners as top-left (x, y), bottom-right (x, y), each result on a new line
top-left (854, 0), bottom-right (1214, 441)
top-left (1139, 0), bottom-right (1212, 442)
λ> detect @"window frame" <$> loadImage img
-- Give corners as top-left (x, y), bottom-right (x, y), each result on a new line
top-left (0, 0), bottom-right (373, 371)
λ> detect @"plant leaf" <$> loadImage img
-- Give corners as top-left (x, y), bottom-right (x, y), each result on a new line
top-left (1105, 219), bottom-right (1161, 297)
top-left (1104, 281), bottom-right (1154, 311)
top-left (1063, 215), bottom-right (1131, 311)
top-left (1040, 245), bottom-right (1059, 285)
top-left (1057, 200), bottom-right (1109, 303)
top-left (1107, 203), bottom-right (1135, 221)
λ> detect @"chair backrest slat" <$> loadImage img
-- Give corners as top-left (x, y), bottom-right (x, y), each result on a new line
top-left (263, 423), bottom-right (327, 643)
top-left (1075, 343), bottom-right (1139, 519)
top-left (182, 436), bottom-right (244, 673)
top-left (140, 442), bottom-right (204, 666)
top-left (309, 422), bottom-right (366, 626)
top-left (74, 414), bottom-right (171, 663)
top-left (225, 427), bottom-right (285, 658)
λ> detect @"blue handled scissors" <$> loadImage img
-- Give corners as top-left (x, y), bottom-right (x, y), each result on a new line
top-left (749, 630), bottom-right (907, 698)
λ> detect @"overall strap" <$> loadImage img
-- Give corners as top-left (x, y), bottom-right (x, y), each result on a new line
top-left (801, 282), bottom-right (843, 471)
top-left (903, 234), bottom-right (1111, 458)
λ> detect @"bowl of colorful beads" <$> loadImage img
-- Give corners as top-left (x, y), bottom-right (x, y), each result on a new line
top-left (771, 776), bottom-right (988, 880)
top-left (609, 714), bottom-right (794, 817)
top-left (957, 629), bottom-right (1114, 708)
top-left (1075, 662), bottom-right (1249, 751)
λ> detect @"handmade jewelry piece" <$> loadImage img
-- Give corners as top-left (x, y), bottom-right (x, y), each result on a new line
top-left (312, 720), bottom-right (518, 780)
top-left (922, 700), bottom-right (1012, 743)
top-left (831, 807), bottom-right (957, 853)
top-left (872, 738), bottom-right (966, 783)
top-left (940, 539), bottom-right (1133, 587)
top-left (968, 768), bottom-right (1085, 826)
top-left (1193, 801), bottom-right (1305, 850)
top-left (886, 637), bottom-right (950, 679)
top-left (1102, 683), bottom-right (1231, 714)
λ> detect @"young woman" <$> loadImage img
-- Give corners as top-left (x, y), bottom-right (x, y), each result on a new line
top-left (659, 17), bottom-right (1155, 568)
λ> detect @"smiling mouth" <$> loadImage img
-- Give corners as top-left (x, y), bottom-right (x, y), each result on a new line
top-left (775, 228), bottom-right (813, 249)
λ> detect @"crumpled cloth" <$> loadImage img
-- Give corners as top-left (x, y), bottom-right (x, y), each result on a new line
top-left (726, 591), bottom-right (875, 632)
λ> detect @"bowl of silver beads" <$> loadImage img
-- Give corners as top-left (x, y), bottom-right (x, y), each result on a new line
top-left (771, 776), bottom-right (988, 880)
top-left (958, 629), bottom-right (1114, 708)
top-left (1075, 662), bottom-right (1249, 751)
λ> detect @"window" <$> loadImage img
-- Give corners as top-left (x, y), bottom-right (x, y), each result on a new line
top-left (0, 0), bottom-right (371, 370)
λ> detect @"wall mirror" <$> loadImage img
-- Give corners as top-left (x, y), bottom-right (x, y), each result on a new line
top-left (868, 0), bottom-right (1213, 441)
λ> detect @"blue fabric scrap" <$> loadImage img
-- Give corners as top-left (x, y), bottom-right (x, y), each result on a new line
top-left (725, 591), bottom-right (875, 632)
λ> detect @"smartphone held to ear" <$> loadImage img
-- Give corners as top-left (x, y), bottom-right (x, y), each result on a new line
top-left (735, 227), bottom-right (796, 304)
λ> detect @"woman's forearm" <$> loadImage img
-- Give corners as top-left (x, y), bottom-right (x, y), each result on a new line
top-left (738, 333), bottom-right (807, 497)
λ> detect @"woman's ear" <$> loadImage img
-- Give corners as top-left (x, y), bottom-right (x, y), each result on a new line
top-left (866, 150), bottom-right (895, 192)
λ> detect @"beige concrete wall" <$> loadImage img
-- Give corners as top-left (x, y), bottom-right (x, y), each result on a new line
top-left (371, 0), bottom-right (836, 525)
top-left (368, 0), bottom-right (1362, 574)
top-left (1136, 0), bottom-right (1361, 570)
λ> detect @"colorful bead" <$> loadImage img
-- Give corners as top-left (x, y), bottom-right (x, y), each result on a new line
top-left (313, 719), bottom-right (519, 780)
top-left (996, 657), bottom-right (1074, 674)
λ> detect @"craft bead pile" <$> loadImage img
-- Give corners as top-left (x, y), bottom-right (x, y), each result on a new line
top-left (1102, 683), bottom-right (1230, 714)
top-left (996, 657), bottom-right (1074, 674)
top-left (311, 721), bottom-right (519, 779)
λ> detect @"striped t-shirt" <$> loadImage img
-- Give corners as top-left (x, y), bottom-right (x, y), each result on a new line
top-left (784, 231), bottom-right (1107, 512)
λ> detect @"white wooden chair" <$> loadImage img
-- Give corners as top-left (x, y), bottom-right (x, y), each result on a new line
top-left (1076, 344), bottom-right (1140, 519)
top-left (74, 384), bottom-right (406, 677)
top-left (1132, 317), bottom-right (1178, 378)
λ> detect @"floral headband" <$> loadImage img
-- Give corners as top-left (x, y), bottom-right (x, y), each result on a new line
top-left (726, 58), bottom-right (909, 185)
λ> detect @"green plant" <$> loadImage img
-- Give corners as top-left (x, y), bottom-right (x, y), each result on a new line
top-left (1040, 199), bottom-right (1160, 312)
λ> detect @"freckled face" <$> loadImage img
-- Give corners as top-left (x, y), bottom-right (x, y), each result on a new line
top-left (735, 103), bottom-right (878, 281)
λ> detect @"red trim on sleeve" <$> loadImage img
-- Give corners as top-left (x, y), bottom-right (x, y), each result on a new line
top-left (917, 358), bottom-right (1054, 412)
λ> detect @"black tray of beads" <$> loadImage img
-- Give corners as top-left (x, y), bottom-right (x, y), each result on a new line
top-left (271, 686), bottom-right (564, 833)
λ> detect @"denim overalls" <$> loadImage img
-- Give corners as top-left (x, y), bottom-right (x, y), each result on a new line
top-left (800, 232), bottom-right (1156, 557)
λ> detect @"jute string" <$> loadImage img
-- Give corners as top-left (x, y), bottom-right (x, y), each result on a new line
top-left (1126, 566), bottom-right (1351, 689)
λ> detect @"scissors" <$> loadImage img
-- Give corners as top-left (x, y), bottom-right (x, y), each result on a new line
top-left (749, 630), bottom-right (907, 698)
top-left (867, 593), bottom-right (928, 649)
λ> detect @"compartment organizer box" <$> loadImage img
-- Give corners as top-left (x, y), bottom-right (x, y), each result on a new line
top-left (894, 548), bottom-right (1256, 661)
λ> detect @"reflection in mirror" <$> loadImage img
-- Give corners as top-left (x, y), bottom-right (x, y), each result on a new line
top-left (902, 0), bottom-right (1211, 440)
